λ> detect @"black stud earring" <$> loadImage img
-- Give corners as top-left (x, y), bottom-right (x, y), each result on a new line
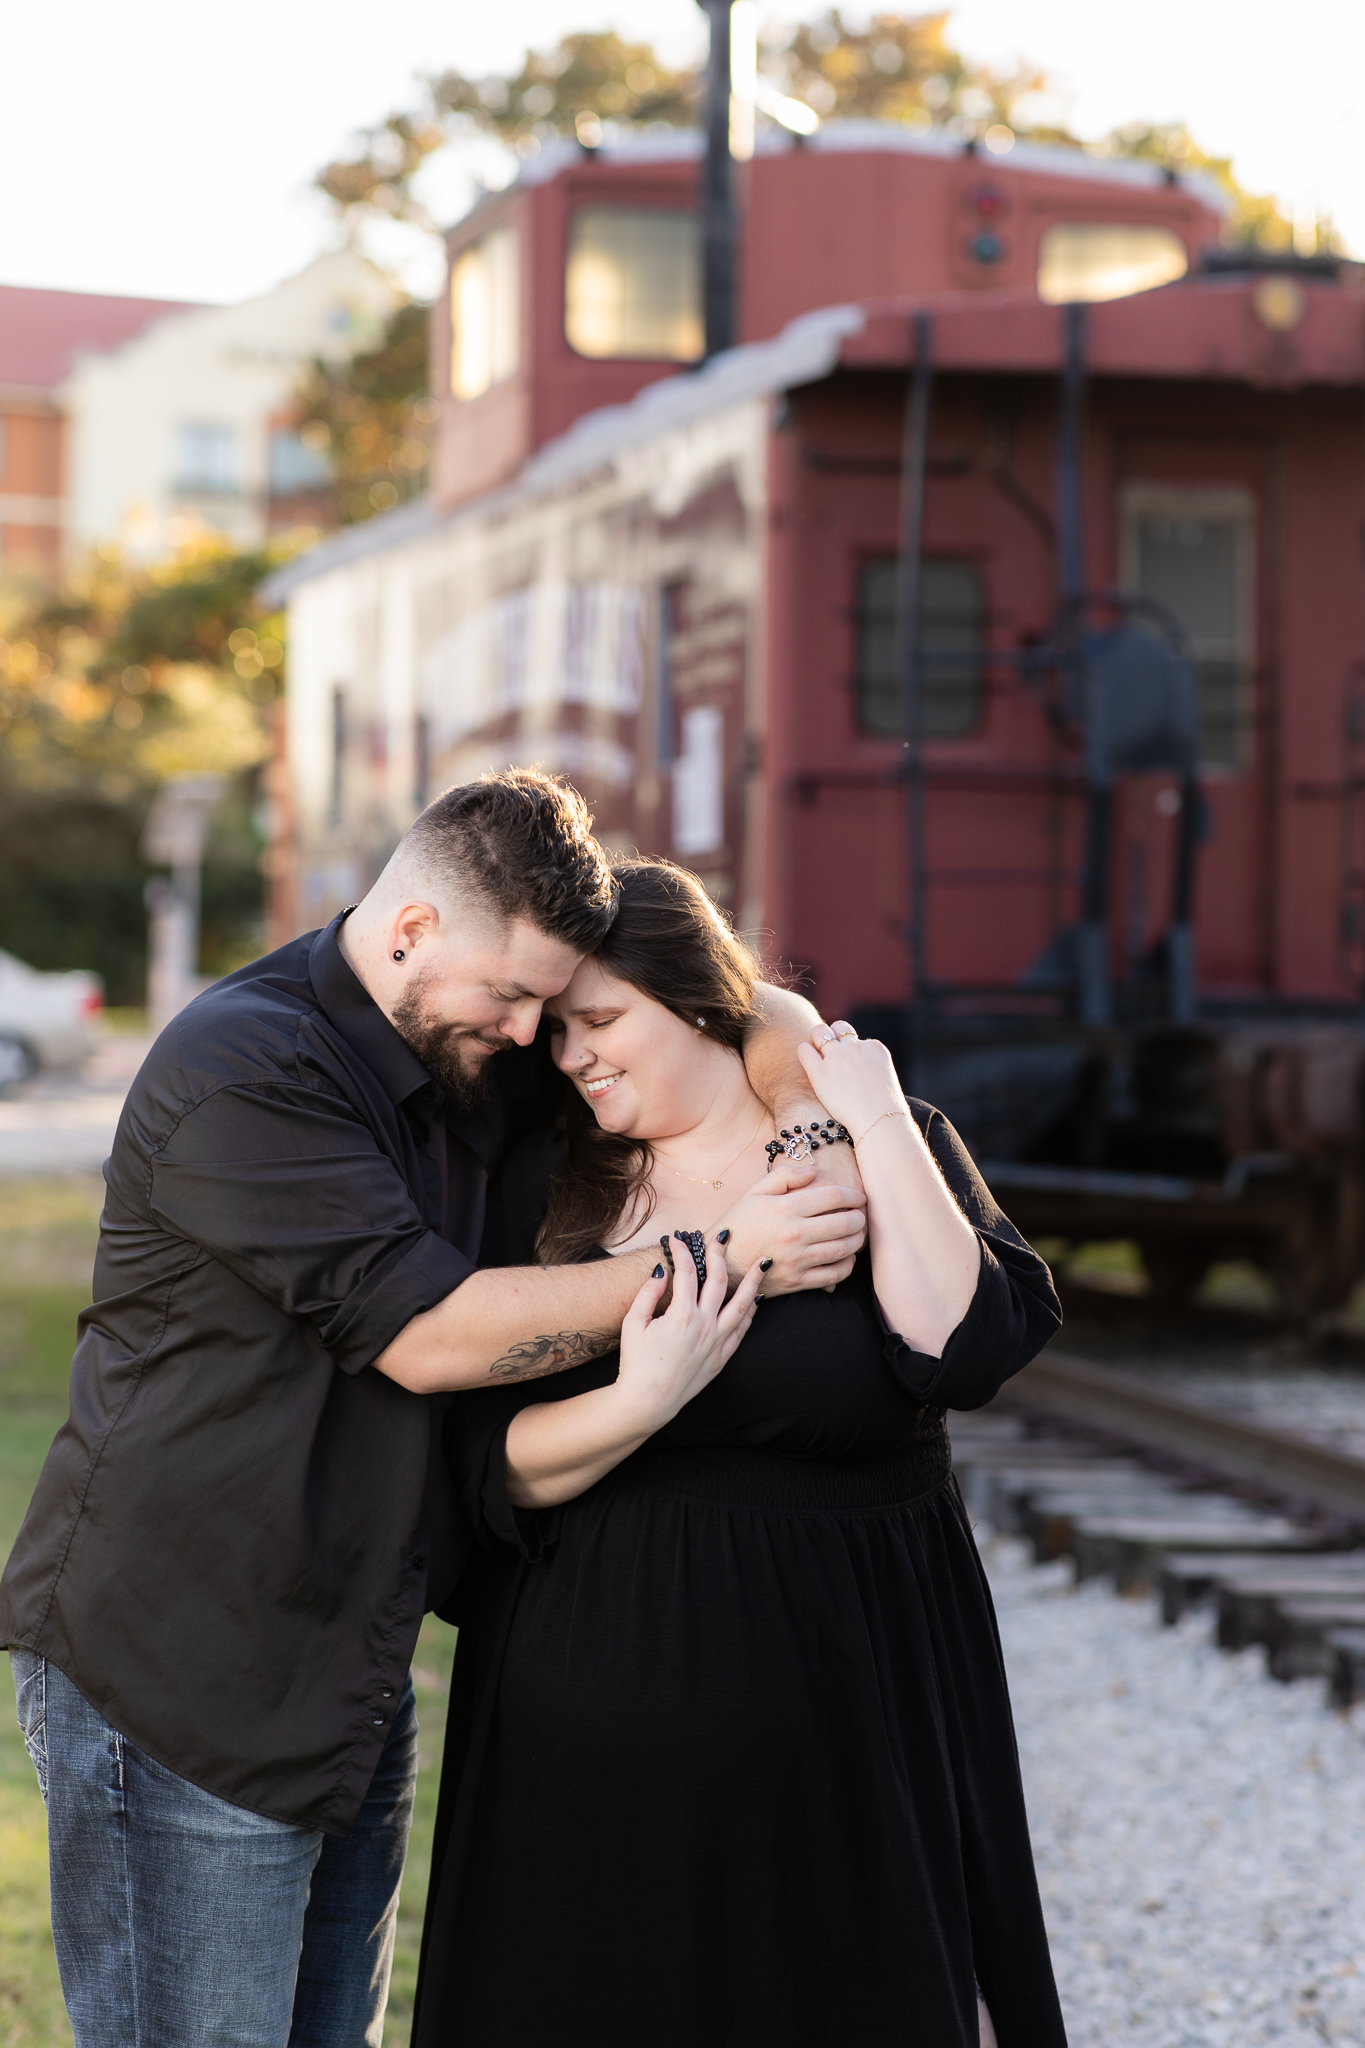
top-left (392, 949), bottom-right (405, 963)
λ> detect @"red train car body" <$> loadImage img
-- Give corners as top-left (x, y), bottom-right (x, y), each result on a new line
top-left (274, 132), bottom-right (1365, 1309)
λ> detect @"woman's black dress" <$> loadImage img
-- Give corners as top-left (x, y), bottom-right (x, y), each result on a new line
top-left (413, 1104), bottom-right (1067, 2048)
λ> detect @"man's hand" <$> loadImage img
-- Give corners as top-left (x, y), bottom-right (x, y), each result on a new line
top-left (713, 1160), bottom-right (866, 1295)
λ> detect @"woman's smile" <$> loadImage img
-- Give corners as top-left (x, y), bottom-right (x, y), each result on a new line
top-left (582, 1071), bottom-right (624, 1097)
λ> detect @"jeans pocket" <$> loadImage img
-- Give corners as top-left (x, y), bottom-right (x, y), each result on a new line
top-left (9, 1649), bottom-right (49, 1803)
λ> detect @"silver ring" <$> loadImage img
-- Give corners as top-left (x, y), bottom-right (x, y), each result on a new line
top-left (834, 1029), bottom-right (856, 1041)
top-left (820, 1027), bottom-right (838, 1045)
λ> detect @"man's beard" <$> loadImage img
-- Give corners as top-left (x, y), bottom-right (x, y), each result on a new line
top-left (391, 973), bottom-right (503, 1113)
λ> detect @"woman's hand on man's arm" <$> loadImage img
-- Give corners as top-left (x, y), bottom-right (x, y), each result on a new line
top-left (795, 1021), bottom-right (981, 1357)
top-left (505, 1237), bottom-right (763, 1507)
top-left (744, 983), bottom-right (869, 1204)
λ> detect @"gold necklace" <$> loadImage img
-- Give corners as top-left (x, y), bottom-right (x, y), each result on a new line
top-left (654, 1109), bottom-right (769, 1191)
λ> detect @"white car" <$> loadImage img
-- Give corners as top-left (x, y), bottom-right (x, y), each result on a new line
top-left (0, 949), bottom-right (104, 1091)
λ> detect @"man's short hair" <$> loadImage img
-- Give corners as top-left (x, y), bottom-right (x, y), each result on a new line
top-left (402, 770), bottom-right (618, 952)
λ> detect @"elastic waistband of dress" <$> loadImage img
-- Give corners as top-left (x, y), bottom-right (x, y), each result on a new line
top-left (606, 1429), bottom-right (952, 1513)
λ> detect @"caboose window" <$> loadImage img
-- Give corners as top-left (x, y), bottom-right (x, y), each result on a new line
top-left (1037, 224), bottom-right (1188, 305)
top-left (1120, 487), bottom-right (1255, 772)
top-left (450, 226), bottom-right (521, 400)
top-left (854, 559), bottom-right (985, 739)
top-left (565, 207), bottom-right (703, 362)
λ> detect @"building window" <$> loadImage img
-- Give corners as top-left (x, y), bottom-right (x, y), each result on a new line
top-left (269, 428), bottom-right (330, 495)
top-left (450, 226), bottom-right (520, 401)
top-left (1120, 488), bottom-right (1255, 772)
top-left (673, 704), bottom-right (725, 855)
top-left (175, 421), bottom-right (241, 495)
top-left (565, 207), bottom-right (703, 362)
top-left (854, 559), bottom-right (986, 739)
top-left (1037, 224), bottom-right (1188, 305)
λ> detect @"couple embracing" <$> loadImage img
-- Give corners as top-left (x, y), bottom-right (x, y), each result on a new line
top-left (1, 770), bottom-right (1067, 2048)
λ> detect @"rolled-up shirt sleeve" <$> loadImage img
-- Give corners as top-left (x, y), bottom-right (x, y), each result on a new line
top-left (148, 1078), bottom-right (473, 1374)
top-left (877, 1102), bottom-right (1062, 1411)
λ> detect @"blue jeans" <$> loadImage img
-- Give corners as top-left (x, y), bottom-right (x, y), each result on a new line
top-left (10, 1649), bottom-right (418, 2048)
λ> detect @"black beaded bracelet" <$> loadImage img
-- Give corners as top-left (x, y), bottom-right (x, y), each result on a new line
top-left (765, 1120), bottom-right (852, 1171)
top-left (673, 1228), bottom-right (707, 1288)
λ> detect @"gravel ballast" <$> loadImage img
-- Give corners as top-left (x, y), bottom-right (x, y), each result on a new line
top-left (984, 1535), bottom-right (1365, 2046)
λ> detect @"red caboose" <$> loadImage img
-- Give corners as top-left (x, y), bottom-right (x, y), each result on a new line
top-left (272, 127), bottom-right (1365, 1310)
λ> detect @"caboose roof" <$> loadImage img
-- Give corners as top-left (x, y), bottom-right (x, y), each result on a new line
top-left (264, 270), bottom-right (1364, 604)
top-left (844, 273), bottom-right (1365, 385)
top-left (471, 119), bottom-right (1229, 218)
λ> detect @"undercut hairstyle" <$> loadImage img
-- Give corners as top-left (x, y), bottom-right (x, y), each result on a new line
top-left (537, 858), bottom-right (762, 1265)
top-left (401, 770), bottom-right (618, 952)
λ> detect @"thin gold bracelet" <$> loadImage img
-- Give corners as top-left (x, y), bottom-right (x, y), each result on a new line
top-left (851, 1105), bottom-right (910, 1147)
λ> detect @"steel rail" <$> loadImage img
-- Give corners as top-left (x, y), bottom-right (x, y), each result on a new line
top-left (994, 1350), bottom-right (1365, 1520)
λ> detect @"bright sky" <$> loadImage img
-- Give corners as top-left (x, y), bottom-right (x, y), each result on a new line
top-left (3, 0), bottom-right (1360, 306)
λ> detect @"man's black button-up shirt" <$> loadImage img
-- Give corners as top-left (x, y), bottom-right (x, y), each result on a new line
top-left (0, 915), bottom-right (558, 1835)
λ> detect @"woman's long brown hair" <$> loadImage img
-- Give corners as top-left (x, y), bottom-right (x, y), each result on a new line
top-left (537, 859), bottom-right (762, 1264)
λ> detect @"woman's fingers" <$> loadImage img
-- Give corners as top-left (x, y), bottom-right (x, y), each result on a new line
top-left (700, 1231), bottom-right (731, 1314)
top-left (795, 1040), bottom-right (825, 1085)
top-left (718, 1260), bottom-right (762, 1334)
top-left (664, 1233), bottom-right (700, 1314)
top-left (624, 1265), bottom-right (671, 1334)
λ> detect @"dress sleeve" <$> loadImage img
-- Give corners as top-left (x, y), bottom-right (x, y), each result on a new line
top-left (441, 1353), bottom-right (620, 1565)
top-left (877, 1101), bottom-right (1061, 1411)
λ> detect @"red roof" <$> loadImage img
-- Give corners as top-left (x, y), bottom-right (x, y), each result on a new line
top-left (0, 283), bottom-right (199, 391)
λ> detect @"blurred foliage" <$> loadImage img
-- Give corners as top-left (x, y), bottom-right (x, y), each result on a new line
top-left (315, 11), bottom-right (1305, 253)
top-left (316, 32), bottom-right (696, 222)
top-left (293, 301), bottom-right (438, 528)
top-left (0, 540), bottom-right (290, 1004)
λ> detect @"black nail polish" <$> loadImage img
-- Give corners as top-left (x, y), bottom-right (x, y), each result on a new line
top-left (760, 1257), bottom-right (773, 1272)
top-left (652, 1263), bottom-right (665, 1279)
top-left (717, 1228), bottom-right (731, 1245)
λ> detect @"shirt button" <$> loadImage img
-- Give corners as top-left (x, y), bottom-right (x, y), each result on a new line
top-left (372, 1716), bottom-right (385, 1726)
top-left (380, 1688), bottom-right (394, 1699)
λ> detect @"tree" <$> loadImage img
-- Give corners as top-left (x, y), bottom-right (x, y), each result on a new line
top-left (315, 12), bottom-right (1297, 249)
top-left (0, 540), bottom-right (291, 1002)
top-left (293, 301), bottom-right (437, 527)
top-left (316, 32), bottom-right (697, 229)
top-left (767, 11), bottom-right (1065, 139)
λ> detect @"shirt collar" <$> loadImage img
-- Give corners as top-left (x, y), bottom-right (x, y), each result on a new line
top-left (308, 912), bottom-right (442, 1117)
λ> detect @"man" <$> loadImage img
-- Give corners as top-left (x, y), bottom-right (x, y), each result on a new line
top-left (2, 770), bottom-right (865, 2048)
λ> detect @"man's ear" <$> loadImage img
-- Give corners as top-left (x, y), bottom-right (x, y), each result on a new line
top-left (393, 900), bottom-right (440, 956)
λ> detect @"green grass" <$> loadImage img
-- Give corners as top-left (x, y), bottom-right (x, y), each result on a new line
top-left (0, 1179), bottom-right (455, 2046)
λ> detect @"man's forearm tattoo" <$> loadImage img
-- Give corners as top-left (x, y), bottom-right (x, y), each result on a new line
top-left (487, 1330), bottom-right (616, 1381)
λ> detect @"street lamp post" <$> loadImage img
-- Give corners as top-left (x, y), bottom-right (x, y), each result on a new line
top-left (140, 773), bottom-right (226, 1033)
top-left (697, 0), bottom-right (738, 360)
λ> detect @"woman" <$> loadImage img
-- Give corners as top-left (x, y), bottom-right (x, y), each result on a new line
top-left (414, 861), bottom-right (1066, 2048)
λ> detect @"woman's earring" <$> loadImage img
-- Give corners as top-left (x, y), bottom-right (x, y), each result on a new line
top-left (695, 1015), bottom-right (705, 1029)
top-left (392, 949), bottom-right (405, 963)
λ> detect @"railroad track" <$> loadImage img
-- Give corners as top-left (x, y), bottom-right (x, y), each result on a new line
top-left (951, 1350), bottom-right (1365, 1711)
